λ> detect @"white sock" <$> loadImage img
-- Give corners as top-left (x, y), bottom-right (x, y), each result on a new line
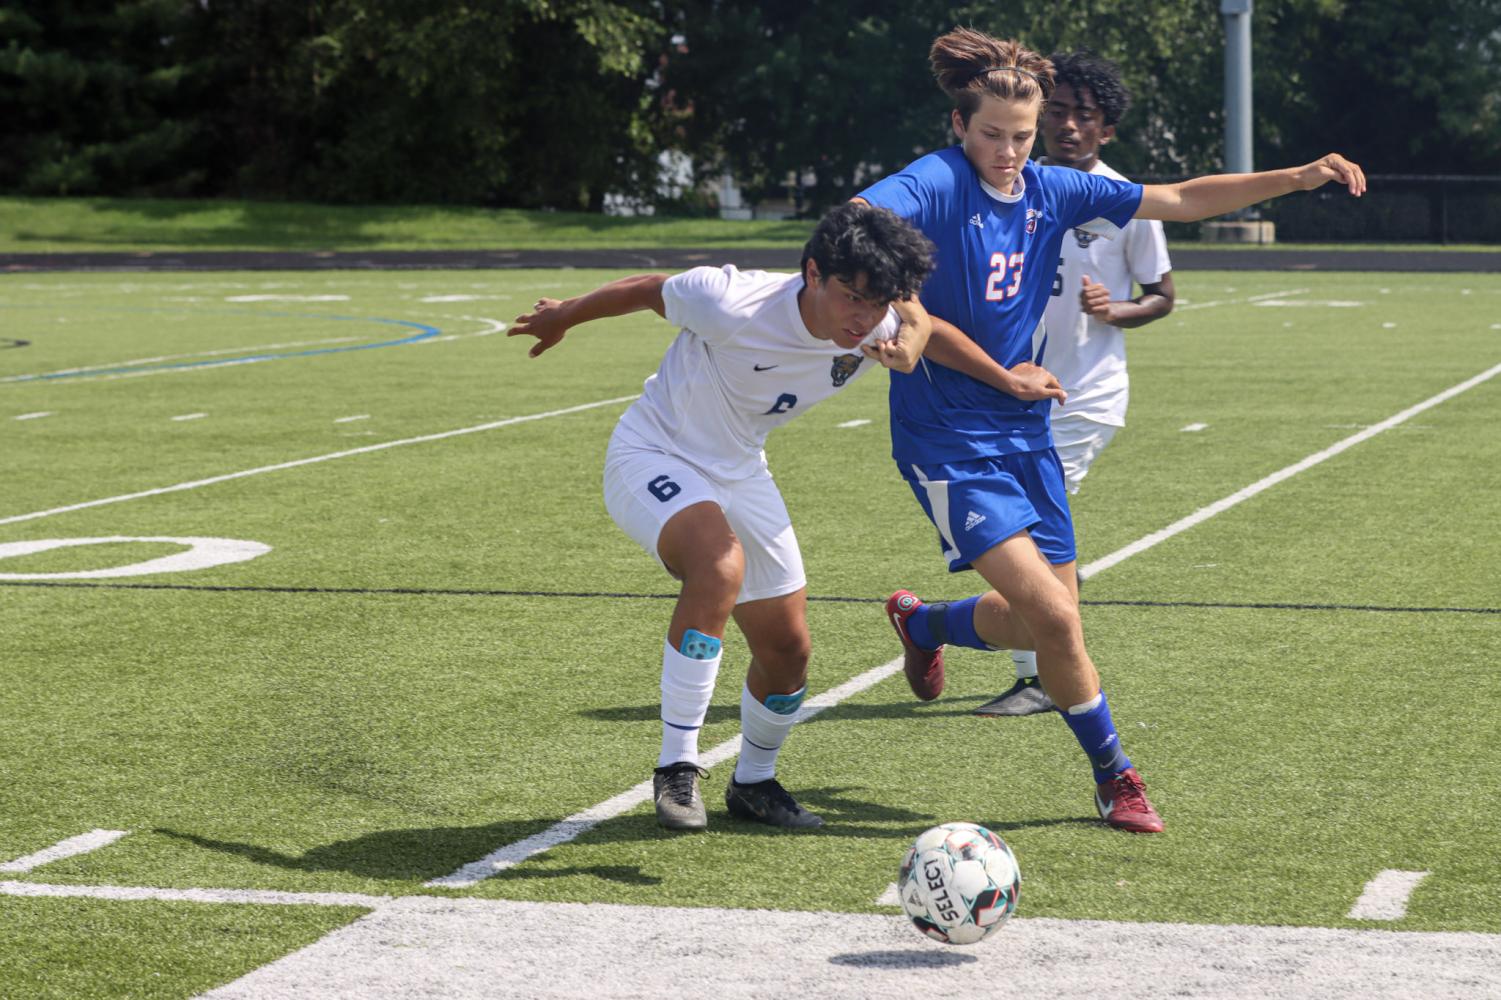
top-left (1011, 649), bottom-right (1038, 681)
top-left (658, 640), bottom-right (721, 768)
top-left (733, 683), bottom-right (802, 784)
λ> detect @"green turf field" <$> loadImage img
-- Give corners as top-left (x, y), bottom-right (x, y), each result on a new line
top-left (2, 268), bottom-right (1498, 997)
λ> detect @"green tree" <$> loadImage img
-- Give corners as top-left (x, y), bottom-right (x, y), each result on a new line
top-left (651, 0), bottom-right (1231, 213)
top-left (0, 0), bottom-right (205, 195)
top-left (654, 1), bottom-right (956, 214)
top-left (199, 0), bottom-right (667, 206)
top-left (1255, 0), bottom-right (1501, 173)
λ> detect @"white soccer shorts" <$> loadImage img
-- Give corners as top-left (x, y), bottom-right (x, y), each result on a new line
top-left (1051, 413), bottom-right (1120, 495)
top-left (603, 439), bottom-right (806, 604)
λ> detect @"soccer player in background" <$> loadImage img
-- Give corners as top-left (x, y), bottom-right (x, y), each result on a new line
top-left (977, 50), bottom-right (1176, 718)
top-left (509, 203), bottom-right (935, 832)
top-left (858, 26), bottom-right (1364, 833)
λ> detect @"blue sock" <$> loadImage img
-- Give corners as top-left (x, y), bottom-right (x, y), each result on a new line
top-left (907, 595), bottom-right (990, 650)
top-left (1059, 691), bottom-right (1133, 784)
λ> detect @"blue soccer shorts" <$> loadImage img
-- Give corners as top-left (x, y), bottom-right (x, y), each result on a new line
top-left (900, 447), bottom-right (1076, 572)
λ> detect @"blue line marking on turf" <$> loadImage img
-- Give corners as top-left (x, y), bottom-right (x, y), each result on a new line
top-left (1, 309), bottom-right (442, 383)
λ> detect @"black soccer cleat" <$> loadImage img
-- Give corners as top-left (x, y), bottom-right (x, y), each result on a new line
top-left (724, 777), bottom-right (824, 829)
top-left (653, 761), bottom-right (709, 831)
top-left (973, 676), bottom-right (1056, 717)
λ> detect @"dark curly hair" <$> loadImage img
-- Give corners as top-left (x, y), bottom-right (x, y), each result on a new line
top-left (1048, 50), bottom-right (1131, 127)
top-left (801, 202), bottom-right (935, 303)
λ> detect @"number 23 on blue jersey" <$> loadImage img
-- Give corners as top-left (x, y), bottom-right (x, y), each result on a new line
top-left (985, 252), bottom-right (1025, 301)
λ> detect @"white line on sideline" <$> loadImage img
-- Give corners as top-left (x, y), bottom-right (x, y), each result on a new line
top-left (1081, 360), bottom-right (1501, 580)
top-left (1349, 869), bottom-right (1431, 920)
top-left (0, 394), bottom-right (640, 527)
top-left (0, 830), bottom-right (128, 873)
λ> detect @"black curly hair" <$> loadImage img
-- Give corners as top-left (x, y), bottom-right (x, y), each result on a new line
top-left (1048, 50), bottom-right (1131, 127)
top-left (800, 203), bottom-right (935, 303)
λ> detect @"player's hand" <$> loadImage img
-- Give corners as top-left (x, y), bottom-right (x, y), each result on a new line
top-left (1007, 362), bottom-right (1067, 404)
top-left (866, 295), bottom-right (931, 373)
top-left (1079, 274), bottom-right (1114, 323)
top-left (509, 298), bottom-right (570, 357)
top-left (1291, 154), bottom-right (1366, 197)
top-left (863, 335), bottom-right (922, 372)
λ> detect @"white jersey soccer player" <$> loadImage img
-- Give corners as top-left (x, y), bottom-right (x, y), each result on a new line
top-left (1036, 157), bottom-right (1172, 494)
top-left (605, 263), bottom-right (902, 601)
top-left (509, 202), bottom-right (936, 832)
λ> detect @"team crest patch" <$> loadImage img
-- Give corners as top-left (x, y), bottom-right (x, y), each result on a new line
top-left (830, 353), bottom-right (864, 386)
top-left (1073, 228), bottom-right (1101, 249)
top-left (1025, 208), bottom-right (1043, 234)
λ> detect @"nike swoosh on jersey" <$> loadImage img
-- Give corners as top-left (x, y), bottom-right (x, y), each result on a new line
top-left (753, 364), bottom-right (779, 371)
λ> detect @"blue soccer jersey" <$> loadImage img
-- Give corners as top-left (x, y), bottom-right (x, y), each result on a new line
top-left (859, 147), bottom-right (1142, 464)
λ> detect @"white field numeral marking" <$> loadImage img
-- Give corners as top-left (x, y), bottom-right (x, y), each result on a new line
top-left (0, 829), bottom-right (128, 873)
top-left (1348, 869), bottom-right (1430, 920)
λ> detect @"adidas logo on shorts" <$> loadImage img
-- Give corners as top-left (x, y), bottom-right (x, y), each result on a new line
top-left (964, 510), bottom-right (987, 531)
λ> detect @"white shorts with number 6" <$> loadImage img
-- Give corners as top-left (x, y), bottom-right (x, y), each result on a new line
top-left (603, 435), bottom-right (805, 605)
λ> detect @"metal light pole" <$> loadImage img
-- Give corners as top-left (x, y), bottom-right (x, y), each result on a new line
top-left (1214, 0), bottom-right (1270, 239)
top-left (1222, 0), bottom-right (1253, 177)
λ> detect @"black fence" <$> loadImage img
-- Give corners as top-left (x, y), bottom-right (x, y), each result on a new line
top-left (1142, 175), bottom-right (1501, 244)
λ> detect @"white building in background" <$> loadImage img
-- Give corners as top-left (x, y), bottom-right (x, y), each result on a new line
top-left (604, 152), bottom-right (821, 221)
top-left (602, 150), bottom-right (695, 217)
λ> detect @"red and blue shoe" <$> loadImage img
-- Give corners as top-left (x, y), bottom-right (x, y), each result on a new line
top-left (886, 590), bottom-right (945, 701)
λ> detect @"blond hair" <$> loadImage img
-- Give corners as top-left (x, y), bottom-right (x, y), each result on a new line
top-left (929, 27), bottom-right (1054, 125)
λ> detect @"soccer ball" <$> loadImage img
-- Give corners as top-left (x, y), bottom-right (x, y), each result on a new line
top-left (898, 822), bottom-right (1020, 945)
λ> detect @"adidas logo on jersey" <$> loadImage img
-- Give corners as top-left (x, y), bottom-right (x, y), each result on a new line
top-left (963, 510), bottom-right (987, 531)
top-left (968, 213), bottom-right (984, 230)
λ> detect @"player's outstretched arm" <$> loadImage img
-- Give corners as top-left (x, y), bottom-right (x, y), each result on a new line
top-left (1136, 154), bottom-right (1366, 223)
top-left (922, 315), bottom-right (1067, 404)
top-left (509, 273), bottom-right (669, 358)
top-left (864, 295), bottom-right (932, 373)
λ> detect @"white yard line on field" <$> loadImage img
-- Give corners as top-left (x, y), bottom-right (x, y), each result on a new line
top-left (1, 880), bottom-right (389, 908)
top-left (426, 658), bottom-right (904, 887)
top-left (0, 395), bottom-right (640, 528)
top-left (198, 898), bottom-right (1501, 1000)
top-left (1081, 361), bottom-right (1501, 580)
top-left (0, 830), bottom-right (128, 873)
top-left (1174, 288), bottom-right (1309, 311)
top-left (5, 882), bottom-right (1492, 1000)
top-left (1348, 870), bottom-right (1431, 920)
top-left (0, 335), bottom-right (361, 384)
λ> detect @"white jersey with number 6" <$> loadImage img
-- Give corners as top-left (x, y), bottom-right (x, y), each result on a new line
top-left (1037, 159), bottom-right (1171, 428)
top-left (613, 265), bottom-right (899, 481)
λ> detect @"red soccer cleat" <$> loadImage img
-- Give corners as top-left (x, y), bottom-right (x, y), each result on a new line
top-left (1095, 768), bottom-right (1165, 833)
top-left (886, 590), bottom-right (945, 701)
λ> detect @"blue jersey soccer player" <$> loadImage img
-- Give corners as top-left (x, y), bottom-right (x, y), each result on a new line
top-left (859, 26), bottom-right (1365, 833)
top-left (979, 50), bottom-right (1176, 718)
top-left (510, 203), bottom-right (934, 833)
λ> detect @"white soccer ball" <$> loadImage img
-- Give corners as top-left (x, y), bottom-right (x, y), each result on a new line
top-left (897, 822), bottom-right (1020, 945)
